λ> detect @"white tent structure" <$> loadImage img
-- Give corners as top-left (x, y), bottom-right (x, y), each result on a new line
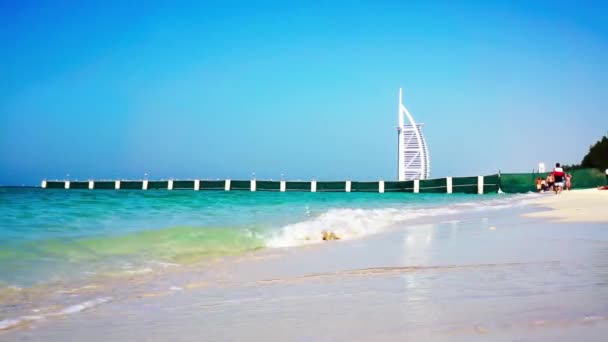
top-left (397, 88), bottom-right (430, 181)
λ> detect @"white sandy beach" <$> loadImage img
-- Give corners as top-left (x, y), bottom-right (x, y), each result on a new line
top-left (3, 193), bottom-right (608, 341)
top-left (524, 188), bottom-right (608, 223)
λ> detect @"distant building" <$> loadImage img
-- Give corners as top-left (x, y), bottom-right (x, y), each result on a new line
top-left (397, 88), bottom-right (430, 181)
top-left (538, 163), bottom-right (546, 173)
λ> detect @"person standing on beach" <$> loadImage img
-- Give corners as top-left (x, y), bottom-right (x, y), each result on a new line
top-left (552, 163), bottom-right (565, 195)
top-left (546, 173), bottom-right (554, 192)
top-left (565, 173), bottom-right (572, 191)
top-left (535, 177), bottom-right (543, 192)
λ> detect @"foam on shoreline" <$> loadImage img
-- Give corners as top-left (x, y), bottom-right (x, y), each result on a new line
top-left (266, 195), bottom-right (530, 247)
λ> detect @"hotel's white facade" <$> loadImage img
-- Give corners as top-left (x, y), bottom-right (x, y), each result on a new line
top-left (397, 88), bottom-right (430, 181)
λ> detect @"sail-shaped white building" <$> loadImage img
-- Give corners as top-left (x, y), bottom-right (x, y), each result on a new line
top-left (397, 88), bottom-right (430, 181)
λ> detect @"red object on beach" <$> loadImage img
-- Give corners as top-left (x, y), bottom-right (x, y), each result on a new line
top-left (598, 185), bottom-right (608, 190)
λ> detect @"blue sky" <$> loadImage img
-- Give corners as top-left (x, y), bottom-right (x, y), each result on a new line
top-left (1, 0), bottom-right (607, 185)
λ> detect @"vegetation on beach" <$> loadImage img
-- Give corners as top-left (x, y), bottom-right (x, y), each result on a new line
top-left (564, 133), bottom-right (608, 171)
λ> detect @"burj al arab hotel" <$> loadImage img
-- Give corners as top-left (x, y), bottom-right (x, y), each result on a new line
top-left (397, 88), bottom-right (430, 181)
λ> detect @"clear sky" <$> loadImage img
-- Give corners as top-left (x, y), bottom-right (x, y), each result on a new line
top-left (1, 0), bottom-right (607, 185)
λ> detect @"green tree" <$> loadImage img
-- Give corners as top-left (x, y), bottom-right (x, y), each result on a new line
top-left (580, 134), bottom-right (608, 171)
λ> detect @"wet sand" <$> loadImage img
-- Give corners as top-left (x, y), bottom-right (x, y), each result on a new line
top-left (3, 196), bottom-right (608, 341)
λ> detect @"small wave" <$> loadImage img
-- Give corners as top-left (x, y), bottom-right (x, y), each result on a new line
top-left (0, 297), bottom-right (111, 331)
top-left (54, 297), bottom-right (112, 315)
top-left (266, 196), bottom-right (526, 248)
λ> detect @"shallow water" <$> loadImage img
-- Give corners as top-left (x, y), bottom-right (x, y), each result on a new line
top-left (0, 188), bottom-right (511, 287)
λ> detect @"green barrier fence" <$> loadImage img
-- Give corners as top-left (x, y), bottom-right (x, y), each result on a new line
top-left (484, 174), bottom-right (500, 193)
top-left (94, 181), bottom-right (115, 189)
top-left (70, 181), bottom-right (89, 189)
top-left (120, 181), bottom-right (143, 190)
top-left (569, 168), bottom-right (606, 189)
top-left (452, 176), bottom-right (478, 194)
top-left (286, 181), bottom-right (311, 191)
top-left (148, 181), bottom-right (168, 190)
top-left (498, 168), bottom-right (605, 193)
top-left (46, 181), bottom-right (65, 189)
top-left (384, 181), bottom-right (414, 192)
top-left (230, 180), bottom-right (250, 191)
top-left (43, 168), bottom-right (606, 193)
top-left (317, 181), bottom-right (346, 192)
top-left (351, 181), bottom-right (379, 192)
top-left (173, 180), bottom-right (194, 190)
top-left (419, 178), bottom-right (446, 193)
top-left (200, 180), bottom-right (225, 190)
top-left (257, 180), bottom-right (281, 191)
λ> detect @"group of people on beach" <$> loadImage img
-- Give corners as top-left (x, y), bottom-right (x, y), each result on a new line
top-left (535, 163), bottom-right (571, 194)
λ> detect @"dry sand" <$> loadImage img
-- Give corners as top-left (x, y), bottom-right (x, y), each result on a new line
top-left (524, 188), bottom-right (608, 223)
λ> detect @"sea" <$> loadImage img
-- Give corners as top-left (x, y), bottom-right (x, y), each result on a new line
top-left (0, 187), bottom-right (515, 289)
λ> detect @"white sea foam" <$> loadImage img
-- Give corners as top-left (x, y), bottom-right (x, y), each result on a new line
top-left (0, 318), bottom-right (23, 330)
top-left (0, 297), bottom-right (112, 331)
top-left (55, 297), bottom-right (112, 315)
top-left (266, 196), bottom-right (527, 248)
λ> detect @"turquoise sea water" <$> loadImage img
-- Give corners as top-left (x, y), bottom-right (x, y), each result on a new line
top-left (0, 188), bottom-right (507, 288)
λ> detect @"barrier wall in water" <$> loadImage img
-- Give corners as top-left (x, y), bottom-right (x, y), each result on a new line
top-left (148, 181), bottom-right (168, 190)
top-left (351, 181), bottom-right (379, 192)
top-left (452, 176), bottom-right (478, 194)
top-left (256, 181), bottom-right (281, 191)
top-left (286, 181), bottom-right (311, 191)
top-left (40, 168), bottom-right (606, 194)
top-left (94, 181), bottom-right (115, 190)
top-left (199, 180), bottom-right (224, 190)
top-left (317, 181), bottom-right (346, 192)
top-left (384, 180), bottom-right (414, 192)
